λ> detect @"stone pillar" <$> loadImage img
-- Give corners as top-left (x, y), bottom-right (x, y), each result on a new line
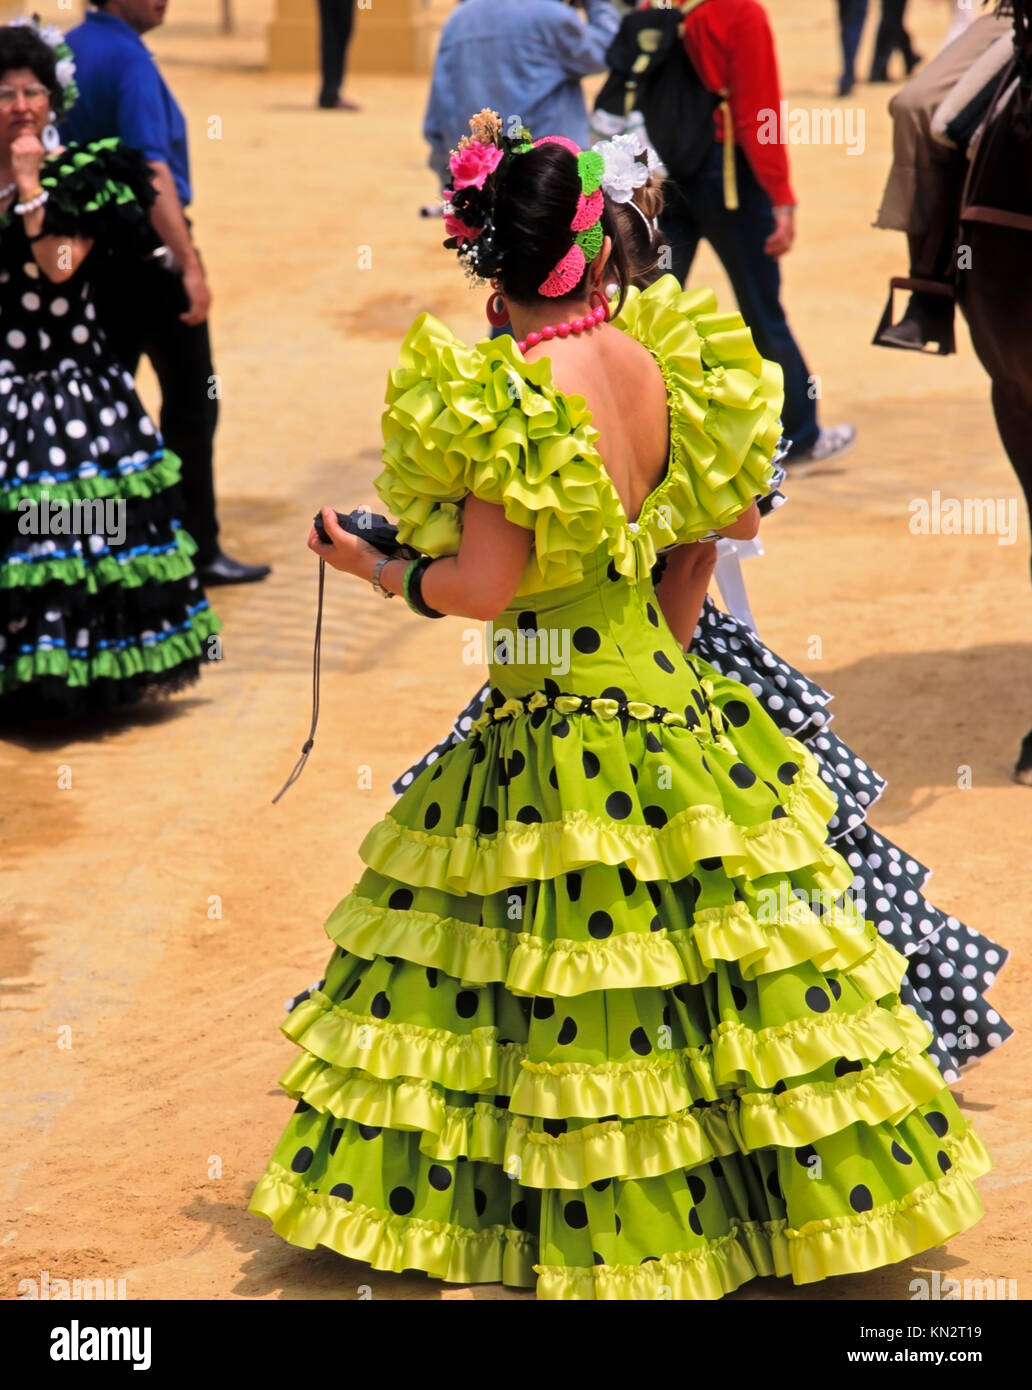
top-left (266, 0), bottom-right (449, 76)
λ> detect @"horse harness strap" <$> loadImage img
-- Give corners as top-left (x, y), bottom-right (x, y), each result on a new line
top-left (960, 203), bottom-right (1032, 232)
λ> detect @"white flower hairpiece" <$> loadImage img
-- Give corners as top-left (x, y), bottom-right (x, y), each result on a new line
top-left (9, 13), bottom-right (79, 115)
top-left (591, 131), bottom-right (655, 204)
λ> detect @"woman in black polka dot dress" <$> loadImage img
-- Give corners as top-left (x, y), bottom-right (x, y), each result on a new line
top-left (0, 25), bottom-right (218, 719)
top-left (251, 123), bottom-right (997, 1298)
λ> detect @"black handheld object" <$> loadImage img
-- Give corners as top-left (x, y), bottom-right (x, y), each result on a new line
top-left (312, 507), bottom-right (416, 559)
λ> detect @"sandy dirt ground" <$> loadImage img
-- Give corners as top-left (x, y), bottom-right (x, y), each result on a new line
top-left (1, 0), bottom-right (1030, 1303)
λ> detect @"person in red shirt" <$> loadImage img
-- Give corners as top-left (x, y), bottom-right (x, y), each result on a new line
top-left (650, 0), bottom-right (855, 469)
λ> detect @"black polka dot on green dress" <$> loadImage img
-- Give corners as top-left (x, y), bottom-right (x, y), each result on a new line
top-left (573, 627), bottom-right (601, 654)
top-left (428, 1164), bottom-right (452, 1191)
top-left (389, 888), bottom-right (413, 910)
top-left (370, 991), bottom-right (391, 1019)
top-left (533, 997), bottom-right (555, 1020)
top-left (455, 991), bottom-right (478, 1018)
top-left (583, 750), bottom-right (601, 779)
top-left (891, 1142), bottom-right (913, 1165)
top-left (564, 1200), bottom-right (588, 1229)
top-left (566, 872), bottom-right (582, 902)
top-left (390, 1186), bottom-right (415, 1215)
top-left (644, 805), bottom-right (668, 828)
top-left (358, 1124), bottom-right (381, 1140)
top-left (478, 805), bottom-right (499, 834)
top-left (331, 1182), bottom-right (354, 1201)
top-left (557, 1016), bottom-right (578, 1045)
top-left (424, 802), bottom-right (442, 829)
top-left (630, 1026), bottom-right (652, 1055)
top-left (606, 791), bottom-right (632, 819)
top-left (329, 1128), bottom-right (343, 1154)
top-left (291, 1147), bottom-right (314, 1173)
top-left (654, 651), bottom-right (675, 673)
top-left (926, 1111), bottom-right (949, 1137)
top-left (589, 911), bottom-right (614, 939)
top-left (723, 700), bottom-right (750, 727)
top-left (805, 986), bottom-right (830, 1013)
top-left (543, 1118), bottom-right (568, 1137)
top-left (849, 1184), bottom-right (874, 1213)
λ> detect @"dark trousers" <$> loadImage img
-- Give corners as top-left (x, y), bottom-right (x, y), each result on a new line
top-left (97, 252), bottom-right (220, 565)
top-left (837, 0), bottom-right (868, 85)
top-left (872, 0), bottom-right (917, 76)
top-left (659, 145), bottom-right (819, 456)
top-left (317, 0), bottom-right (356, 105)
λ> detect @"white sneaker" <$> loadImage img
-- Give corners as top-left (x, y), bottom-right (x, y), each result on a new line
top-left (786, 424), bottom-right (856, 472)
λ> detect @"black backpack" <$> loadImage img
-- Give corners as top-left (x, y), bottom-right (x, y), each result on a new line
top-left (592, 2), bottom-right (718, 182)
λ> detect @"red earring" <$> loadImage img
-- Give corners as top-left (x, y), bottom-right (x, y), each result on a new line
top-left (589, 288), bottom-right (611, 322)
top-left (486, 291), bottom-right (509, 328)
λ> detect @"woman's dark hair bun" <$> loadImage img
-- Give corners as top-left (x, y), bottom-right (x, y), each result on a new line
top-left (481, 142), bottom-right (629, 310)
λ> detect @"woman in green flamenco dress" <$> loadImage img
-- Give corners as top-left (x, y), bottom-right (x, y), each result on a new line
top-left (250, 116), bottom-right (993, 1299)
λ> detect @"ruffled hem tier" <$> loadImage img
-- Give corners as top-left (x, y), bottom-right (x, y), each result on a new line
top-left (250, 1126), bottom-right (989, 1298)
top-left (361, 742), bottom-right (848, 896)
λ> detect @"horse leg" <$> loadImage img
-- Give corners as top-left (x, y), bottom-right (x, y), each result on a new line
top-left (989, 377), bottom-right (1032, 783)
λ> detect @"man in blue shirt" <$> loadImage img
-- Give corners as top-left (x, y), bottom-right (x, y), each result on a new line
top-left (424, 0), bottom-right (620, 188)
top-left (61, 0), bottom-right (270, 586)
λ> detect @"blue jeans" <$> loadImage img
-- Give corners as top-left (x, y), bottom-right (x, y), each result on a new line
top-left (837, 0), bottom-right (869, 86)
top-left (659, 144), bottom-right (819, 456)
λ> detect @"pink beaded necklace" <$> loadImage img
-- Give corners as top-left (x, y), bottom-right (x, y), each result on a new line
top-left (517, 302), bottom-right (608, 355)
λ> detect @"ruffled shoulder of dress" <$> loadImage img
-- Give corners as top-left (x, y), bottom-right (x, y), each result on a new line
top-left (612, 275), bottom-right (785, 569)
top-left (39, 138), bottom-right (159, 244)
top-left (376, 312), bottom-right (628, 594)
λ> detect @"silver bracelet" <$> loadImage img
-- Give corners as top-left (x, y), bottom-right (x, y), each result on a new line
top-left (15, 188), bottom-right (48, 216)
top-left (371, 555), bottom-right (394, 598)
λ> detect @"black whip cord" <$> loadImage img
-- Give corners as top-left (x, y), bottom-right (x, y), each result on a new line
top-left (272, 558), bottom-right (325, 803)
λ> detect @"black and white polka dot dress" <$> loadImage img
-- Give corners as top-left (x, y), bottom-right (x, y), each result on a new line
top-left (390, 596), bottom-right (1010, 1083)
top-left (0, 139), bottom-right (219, 718)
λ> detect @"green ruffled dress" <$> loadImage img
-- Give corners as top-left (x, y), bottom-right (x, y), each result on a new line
top-left (250, 276), bottom-right (990, 1298)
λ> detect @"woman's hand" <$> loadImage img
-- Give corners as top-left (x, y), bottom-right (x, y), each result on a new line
top-left (307, 506), bottom-right (381, 580)
top-left (11, 132), bottom-right (45, 197)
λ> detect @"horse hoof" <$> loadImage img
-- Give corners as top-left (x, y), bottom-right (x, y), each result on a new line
top-left (1014, 730), bottom-right (1032, 785)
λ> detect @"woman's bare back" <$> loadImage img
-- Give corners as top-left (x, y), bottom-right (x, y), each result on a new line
top-left (528, 325), bottom-right (671, 523)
